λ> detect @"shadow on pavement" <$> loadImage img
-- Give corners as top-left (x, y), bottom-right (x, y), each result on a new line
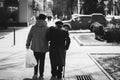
top-left (23, 78), bottom-right (41, 80)
top-left (0, 27), bottom-right (26, 37)
top-left (23, 78), bottom-right (32, 80)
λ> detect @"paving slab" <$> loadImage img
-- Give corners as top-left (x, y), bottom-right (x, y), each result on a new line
top-left (0, 26), bottom-right (119, 80)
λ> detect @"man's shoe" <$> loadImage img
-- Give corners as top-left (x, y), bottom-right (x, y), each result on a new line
top-left (57, 76), bottom-right (62, 80)
top-left (32, 75), bottom-right (38, 80)
top-left (57, 78), bottom-right (63, 80)
top-left (50, 76), bottom-right (57, 80)
top-left (38, 76), bottom-right (44, 80)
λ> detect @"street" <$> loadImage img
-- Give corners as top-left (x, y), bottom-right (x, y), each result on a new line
top-left (0, 0), bottom-right (120, 79)
top-left (0, 25), bottom-right (120, 80)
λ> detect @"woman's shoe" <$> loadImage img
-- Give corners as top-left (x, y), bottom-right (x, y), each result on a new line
top-left (32, 75), bottom-right (38, 80)
top-left (50, 76), bottom-right (57, 80)
top-left (38, 76), bottom-right (44, 80)
top-left (57, 78), bottom-right (63, 80)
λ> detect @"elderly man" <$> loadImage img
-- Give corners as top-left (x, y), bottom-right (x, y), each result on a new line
top-left (46, 21), bottom-right (71, 80)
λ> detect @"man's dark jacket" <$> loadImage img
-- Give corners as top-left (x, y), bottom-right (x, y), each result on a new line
top-left (46, 27), bottom-right (70, 66)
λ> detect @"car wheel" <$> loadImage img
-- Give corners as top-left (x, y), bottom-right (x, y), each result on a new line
top-left (89, 24), bottom-right (94, 32)
top-left (63, 24), bottom-right (71, 30)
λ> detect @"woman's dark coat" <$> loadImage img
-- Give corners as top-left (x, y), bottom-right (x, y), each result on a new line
top-left (26, 20), bottom-right (49, 52)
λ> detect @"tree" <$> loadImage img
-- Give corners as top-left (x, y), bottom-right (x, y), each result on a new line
top-left (52, 0), bottom-right (76, 19)
top-left (4, 0), bottom-right (19, 7)
top-left (83, 0), bottom-right (98, 14)
top-left (66, 0), bottom-right (75, 19)
top-left (52, 0), bottom-right (67, 18)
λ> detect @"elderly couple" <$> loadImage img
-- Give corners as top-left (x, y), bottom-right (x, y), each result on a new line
top-left (26, 14), bottom-right (71, 80)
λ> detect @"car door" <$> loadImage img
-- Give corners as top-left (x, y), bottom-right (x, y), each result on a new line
top-left (79, 16), bottom-right (92, 29)
top-left (71, 15), bottom-right (92, 30)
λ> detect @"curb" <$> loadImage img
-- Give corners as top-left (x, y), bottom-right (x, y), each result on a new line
top-left (87, 53), bottom-right (114, 80)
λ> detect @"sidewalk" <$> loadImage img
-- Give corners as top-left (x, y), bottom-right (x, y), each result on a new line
top-left (0, 27), bottom-right (26, 48)
top-left (0, 25), bottom-right (120, 80)
top-left (0, 26), bottom-right (30, 80)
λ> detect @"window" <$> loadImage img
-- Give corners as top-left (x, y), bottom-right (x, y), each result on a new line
top-left (0, 2), bottom-right (4, 7)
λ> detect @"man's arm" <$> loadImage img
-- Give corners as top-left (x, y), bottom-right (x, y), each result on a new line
top-left (46, 27), bottom-right (52, 41)
top-left (65, 32), bottom-right (71, 50)
top-left (26, 27), bottom-right (33, 49)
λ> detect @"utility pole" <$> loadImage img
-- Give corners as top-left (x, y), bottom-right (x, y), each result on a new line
top-left (78, 0), bottom-right (80, 14)
top-left (43, 0), bottom-right (46, 12)
top-left (104, 0), bottom-right (109, 16)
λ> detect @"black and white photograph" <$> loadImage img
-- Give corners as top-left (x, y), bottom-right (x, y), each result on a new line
top-left (0, 0), bottom-right (120, 80)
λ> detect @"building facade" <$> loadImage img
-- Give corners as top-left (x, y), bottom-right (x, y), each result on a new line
top-left (0, 0), bottom-right (52, 29)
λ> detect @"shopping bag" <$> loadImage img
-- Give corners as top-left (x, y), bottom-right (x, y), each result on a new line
top-left (26, 49), bottom-right (37, 68)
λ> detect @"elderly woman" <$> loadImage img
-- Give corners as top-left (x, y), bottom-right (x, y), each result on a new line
top-left (26, 14), bottom-right (49, 80)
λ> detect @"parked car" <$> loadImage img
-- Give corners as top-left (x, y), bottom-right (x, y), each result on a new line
top-left (90, 13), bottom-right (108, 32)
top-left (63, 13), bottom-right (108, 31)
top-left (90, 14), bottom-right (120, 42)
top-left (104, 17), bottom-right (120, 43)
top-left (91, 13), bottom-right (107, 26)
top-left (63, 14), bottom-right (92, 30)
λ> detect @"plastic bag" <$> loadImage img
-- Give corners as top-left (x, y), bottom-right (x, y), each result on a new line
top-left (26, 49), bottom-right (37, 68)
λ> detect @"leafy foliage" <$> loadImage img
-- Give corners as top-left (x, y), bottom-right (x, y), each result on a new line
top-left (4, 0), bottom-right (19, 7)
top-left (52, 0), bottom-right (77, 19)
top-left (52, 0), bottom-right (67, 17)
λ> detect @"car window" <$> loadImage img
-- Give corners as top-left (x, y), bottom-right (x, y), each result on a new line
top-left (74, 17), bottom-right (80, 21)
top-left (80, 16), bottom-right (91, 22)
top-left (71, 15), bottom-right (91, 22)
top-left (92, 15), bottom-right (107, 27)
top-left (92, 15), bottom-right (106, 22)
